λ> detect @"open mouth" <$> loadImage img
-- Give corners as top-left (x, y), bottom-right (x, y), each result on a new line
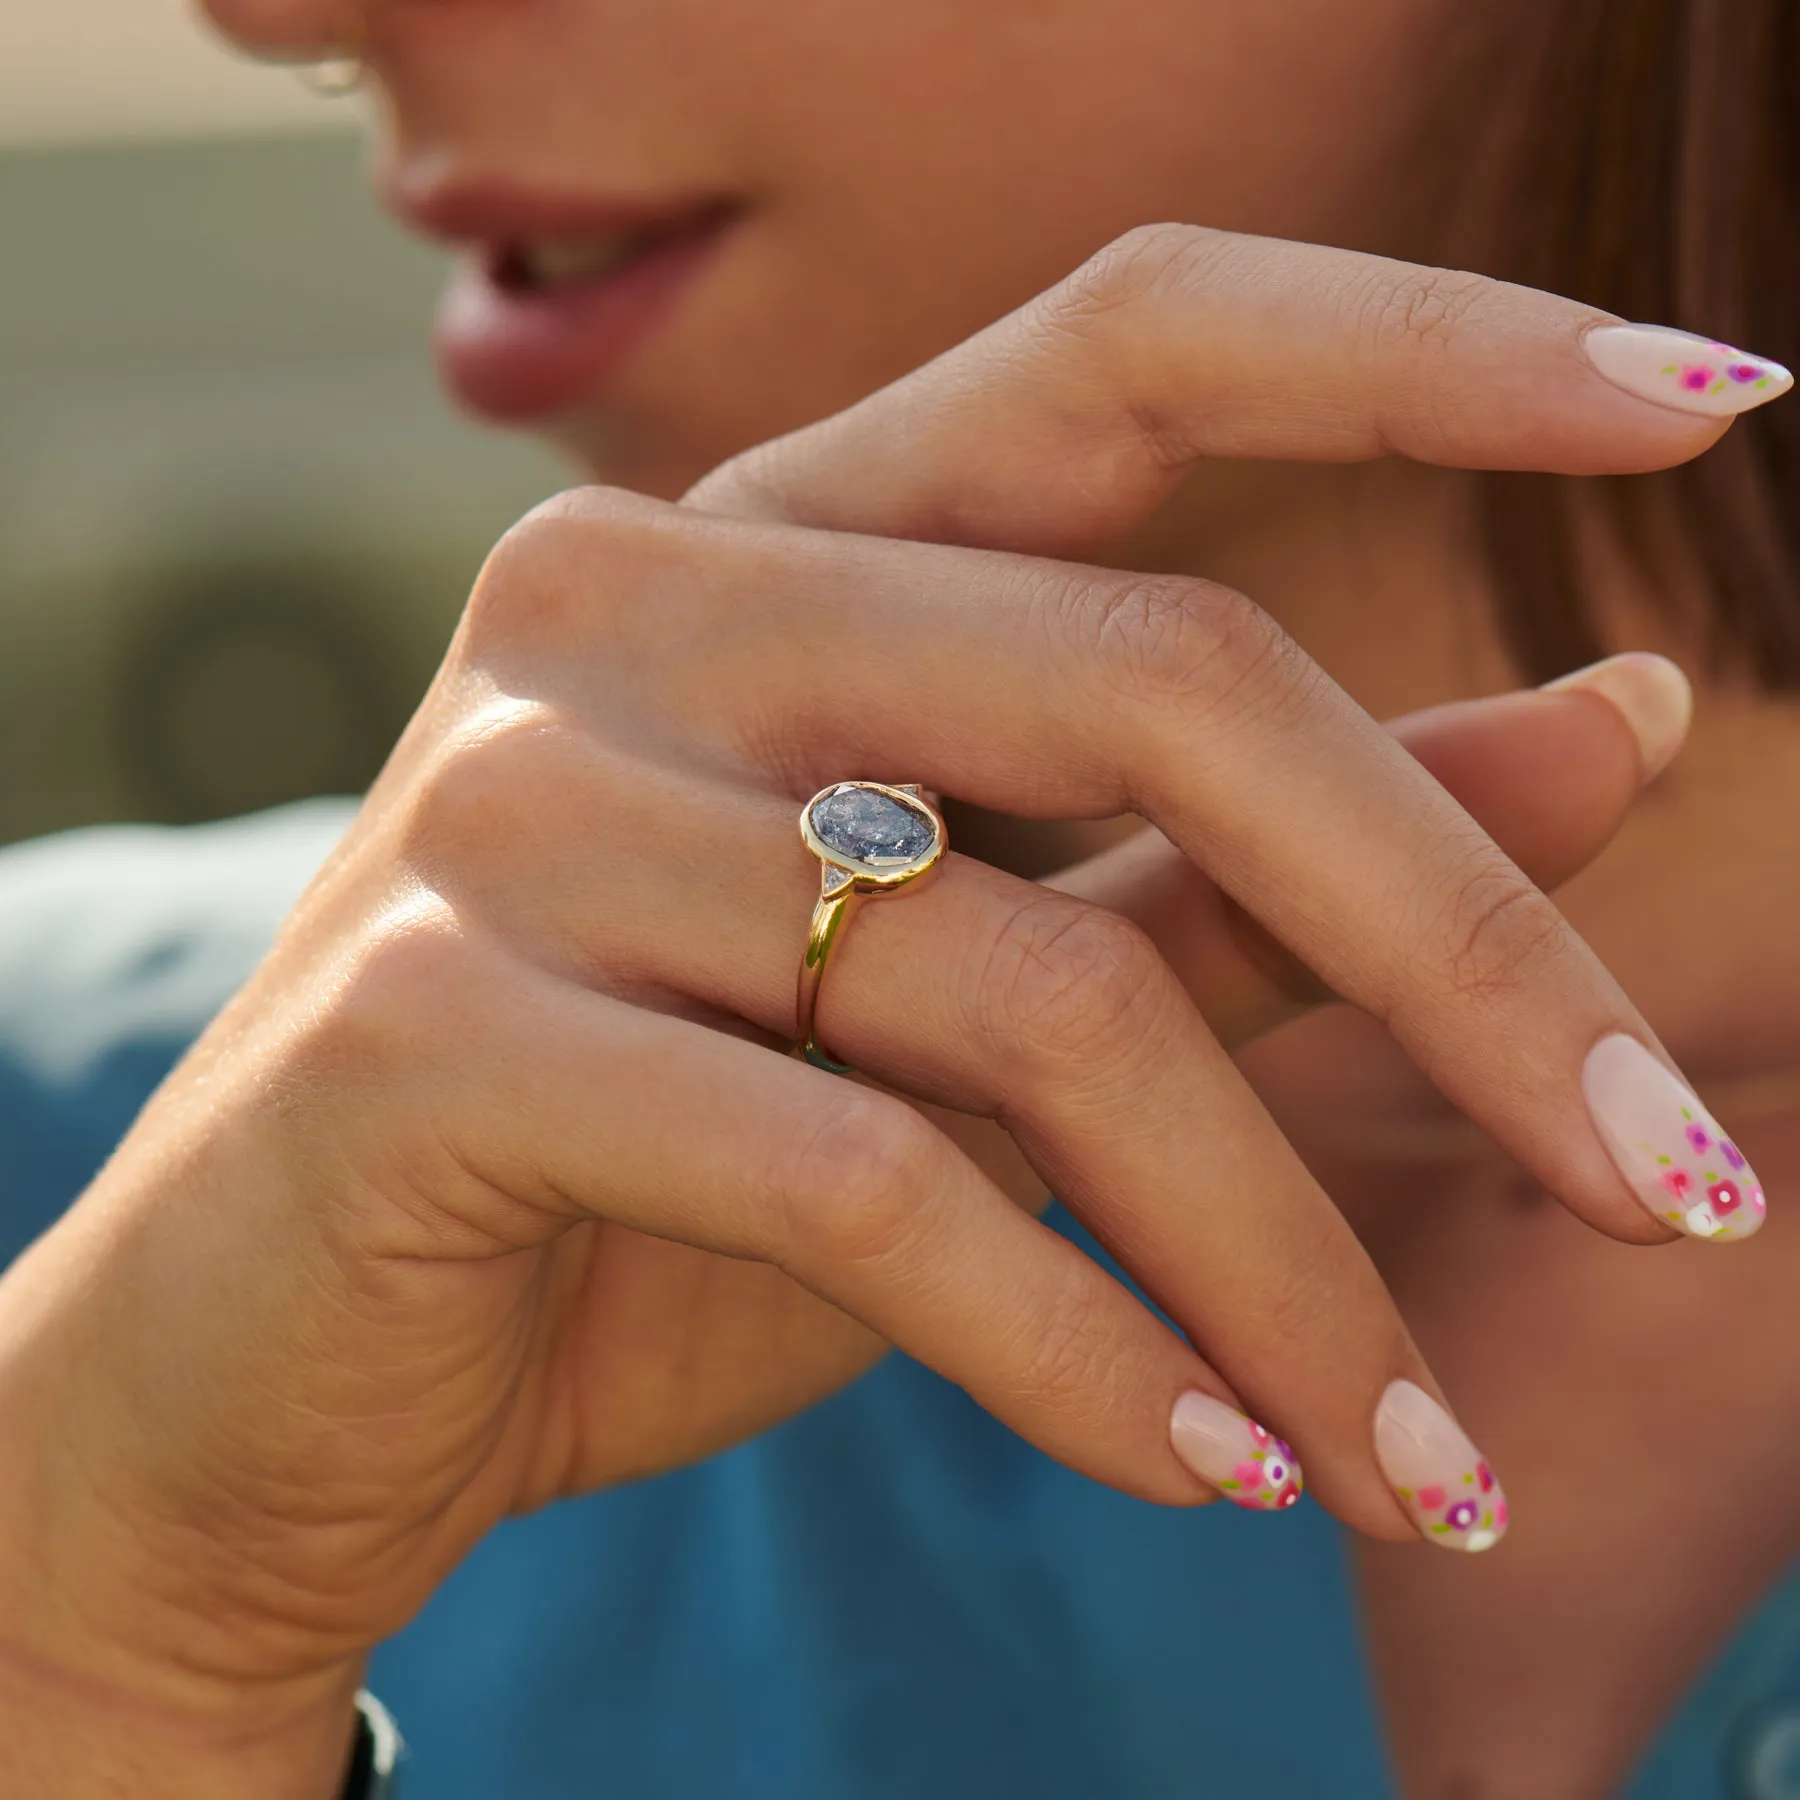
top-left (426, 198), bottom-right (742, 423)
top-left (484, 203), bottom-right (738, 300)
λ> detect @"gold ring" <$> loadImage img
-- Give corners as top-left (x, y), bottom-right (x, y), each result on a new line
top-left (795, 781), bottom-right (948, 1072)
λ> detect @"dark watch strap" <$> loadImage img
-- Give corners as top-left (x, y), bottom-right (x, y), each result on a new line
top-left (339, 1690), bottom-right (403, 1800)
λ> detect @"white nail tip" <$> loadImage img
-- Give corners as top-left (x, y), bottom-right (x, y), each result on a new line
top-left (1585, 324), bottom-right (1794, 417)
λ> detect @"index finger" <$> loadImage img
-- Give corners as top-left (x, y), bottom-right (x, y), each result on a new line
top-left (686, 223), bottom-right (1790, 553)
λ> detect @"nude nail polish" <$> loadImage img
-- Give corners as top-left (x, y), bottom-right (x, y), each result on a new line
top-left (1586, 324), bottom-right (1793, 417)
top-left (1541, 652), bottom-right (1692, 782)
top-left (1170, 1391), bottom-right (1304, 1512)
top-left (1583, 1033), bottom-right (1767, 1242)
top-left (1373, 1380), bottom-right (1507, 1553)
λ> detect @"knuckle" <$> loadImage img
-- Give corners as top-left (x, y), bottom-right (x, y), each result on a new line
top-left (1357, 261), bottom-right (1491, 357)
top-left (461, 484), bottom-right (679, 652)
top-left (1428, 857), bottom-right (1570, 1009)
top-left (308, 900), bottom-right (474, 1081)
top-left (1028, 225), bottom-right (1232, 476)
top-left (1073, 571), bottom-right (1291, 716)
top-left (398, 701), bottom-right (578, 873)
top-left (774, 1091), bottom-right (945, 1270)
top-left (682, 439), bottom-right (797, 521)
top-left (1050, 222), bottom-right (1222, 324)
top-left (975, 893), bottom-right (1166, 1073)
top-left (1010, 1267), bottom-right (1128, 1412)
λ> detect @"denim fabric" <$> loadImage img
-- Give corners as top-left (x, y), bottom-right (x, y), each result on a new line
top-left (0, 804), bottom-right (1791, 1799)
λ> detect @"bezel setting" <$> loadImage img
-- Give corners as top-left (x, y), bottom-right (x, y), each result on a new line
top-left (800, 781), bottom-right (947, 894)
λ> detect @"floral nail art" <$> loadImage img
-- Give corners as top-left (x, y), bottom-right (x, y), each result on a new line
top-left (1663, 344), bottom-right (1785, 399)
top-left (1392, 1458), bottom-right (1507, 1554)
top-left (1215, 1418), bottom-right (1305, 1513)
top-left (1650, 1109), bottom-right (1765, 1240)
top-left (1583, 1034), bottom-right (1767, 1242)
top-left (1585, 324), bottom-right (1794, 418)
top-left (1169, 1393), bottom-right (1304, 1513)
top-left (1373, 1380), bottom-right (1509, 1555)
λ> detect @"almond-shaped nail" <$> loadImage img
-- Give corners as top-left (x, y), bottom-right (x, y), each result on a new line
top-left (1583, 1033), bottom-right (1766, 1241)
top-left (1586, 324), bottom-right (1793, 417)
top-left (1170, 1391), bottom-right (1304, 1512)
top-left (1374, 1380), bottom-right (1507, 1553)
top-left (1541, 652), bottom-right (1692, 782)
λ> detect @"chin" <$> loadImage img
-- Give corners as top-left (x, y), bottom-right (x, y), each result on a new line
top-left (539, 414), bottom-right (728, 501)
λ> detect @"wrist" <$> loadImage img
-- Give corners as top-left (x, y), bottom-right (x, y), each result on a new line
top-left (0, 1614), bottom-right (366, 1800)
top-left (0, 1280), bottom-right (369, 1799)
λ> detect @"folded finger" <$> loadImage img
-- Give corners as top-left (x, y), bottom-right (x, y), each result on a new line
top-left (426, 945), bottom-right (1292, 1510)
top-left (688, 224), bottom-right (1789, 553)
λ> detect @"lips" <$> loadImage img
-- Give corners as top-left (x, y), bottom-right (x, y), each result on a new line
top-left (391, 177), bottom-right (740, 422)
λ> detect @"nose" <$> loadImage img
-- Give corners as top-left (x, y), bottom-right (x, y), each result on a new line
top-left (198, 0), bottom-right (361, 60)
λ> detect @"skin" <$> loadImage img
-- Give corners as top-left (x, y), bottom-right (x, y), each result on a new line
top-left (2, 1), bottom-right (1797, 1795)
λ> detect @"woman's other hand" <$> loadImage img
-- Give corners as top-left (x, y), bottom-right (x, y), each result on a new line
top-left (0, 226), bottom-right (1778, 1795)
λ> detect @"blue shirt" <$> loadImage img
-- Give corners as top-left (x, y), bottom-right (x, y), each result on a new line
top-left (2, 803), bottom-right (1797, 1798)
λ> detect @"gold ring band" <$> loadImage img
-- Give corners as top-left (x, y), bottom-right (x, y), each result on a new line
top-left (795, 781), bottom-right (947, 1072)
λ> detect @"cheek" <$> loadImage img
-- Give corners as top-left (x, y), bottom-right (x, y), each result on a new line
top-left (564, 0), bottom-right (1467, 488)
top-left (733, 0), bottom-right (1460, 367)
top-left (751, 0), bottom-right (1463, 249)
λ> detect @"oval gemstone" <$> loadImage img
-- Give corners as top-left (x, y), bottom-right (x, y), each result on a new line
top-left (811, 786), bottom-right (936, 865)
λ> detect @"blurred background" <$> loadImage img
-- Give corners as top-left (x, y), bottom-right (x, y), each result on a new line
top-left (0, 0), bottom-right (561, 846)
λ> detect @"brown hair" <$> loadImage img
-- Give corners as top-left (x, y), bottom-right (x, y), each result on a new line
top-left (1476, 0), bottom-right (1800, 686)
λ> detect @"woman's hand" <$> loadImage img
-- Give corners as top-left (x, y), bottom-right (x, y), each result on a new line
top-left (0, 226), bottom-right (1758, 1795)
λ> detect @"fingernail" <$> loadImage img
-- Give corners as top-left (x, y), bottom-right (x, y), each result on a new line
top-left (1373, 1379), bottom-right (1507, 1553)
top-left (1585, 324), bottom-right (1793, 417)
top-left (1583, 1033), bottom-right (1766, 1241)
top-left (1170, 1390), bottom-right (1304, 1512)
top-left (1542, 652), bottom-right (1692, 781)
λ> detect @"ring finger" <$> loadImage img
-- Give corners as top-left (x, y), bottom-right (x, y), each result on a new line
top-left (450, 758), bottom-right (1495, 1547)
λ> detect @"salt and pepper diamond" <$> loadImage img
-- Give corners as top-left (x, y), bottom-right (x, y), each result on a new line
top-left (808, 785), bottom-right (937, 867)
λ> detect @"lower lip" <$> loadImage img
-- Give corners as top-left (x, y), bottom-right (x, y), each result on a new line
top-left (433, 214), bottom-right (733, 423)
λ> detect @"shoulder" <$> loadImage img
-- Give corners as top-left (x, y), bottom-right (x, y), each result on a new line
top-left (0, 800), bottom-right (356, 1263)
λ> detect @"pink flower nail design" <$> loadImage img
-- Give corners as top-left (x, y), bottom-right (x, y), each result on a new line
top-left (1376, 1381), bottom-right (1507, 1554)
top-left (1170, 1392), bottom-right (1305, 1514)
top-left (1671, 344), bottom-right (1781, 398)
top-left (1583, 1035), bottom-right (1768, 1242)
top-left (1585, 324), bottom-right (1793, 417)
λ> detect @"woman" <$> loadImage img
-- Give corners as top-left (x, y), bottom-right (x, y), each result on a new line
top-left (1, 2), bottom-right (1796, 1794)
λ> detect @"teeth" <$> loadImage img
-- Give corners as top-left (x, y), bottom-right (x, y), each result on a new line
top-left (514, 237), bottom-right (643, 288)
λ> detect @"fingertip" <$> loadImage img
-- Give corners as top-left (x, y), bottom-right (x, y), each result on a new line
top-left (1584, 323), bottom-right (1795, 421)
top-left (1541, 652), bottom-right (1693, 783)
top-left (1168, 1389), bottom-right (1306, 1515)
top-left (1373, 1379), bottom-right (1510, 1555)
